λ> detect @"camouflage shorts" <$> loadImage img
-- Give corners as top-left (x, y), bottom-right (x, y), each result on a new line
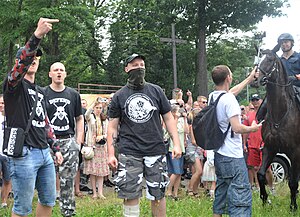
top-left (114, 154), bottom-right (169, 201)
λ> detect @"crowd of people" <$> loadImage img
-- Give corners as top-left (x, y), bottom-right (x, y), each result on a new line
top-left (0, 16), bottom-right (300, 217)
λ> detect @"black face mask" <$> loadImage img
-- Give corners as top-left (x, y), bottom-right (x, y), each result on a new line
top-left (126, 68), bottom-right (146, 90)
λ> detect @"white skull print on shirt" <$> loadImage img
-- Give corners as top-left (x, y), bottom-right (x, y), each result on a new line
top-left (28, 88), bottom-right (46, 128)
top-left (44, 86), bottom-right (83, 136)
top-left (125, 93), bottom-right (157, 123)
top-left (49, 98), bottom-right (70, 131)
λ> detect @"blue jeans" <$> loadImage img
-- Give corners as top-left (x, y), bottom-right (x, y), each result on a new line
top-left (8, 146), bottom-right (56, 216)
top-left (213, 152), bottom-right (252, 217)
top-left (0, 154), bottom-right (10, 182)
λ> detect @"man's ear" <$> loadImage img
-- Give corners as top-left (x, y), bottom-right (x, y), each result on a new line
top-left (226, 74), bottom-right (230, 82)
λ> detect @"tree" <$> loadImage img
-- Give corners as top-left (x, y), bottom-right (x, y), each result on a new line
top-left (176, 0), bottom-right (288, 96)
top-left (0, 0), bottom-right (109, 89)
top-left (107, 0), bottom-right (286, 99)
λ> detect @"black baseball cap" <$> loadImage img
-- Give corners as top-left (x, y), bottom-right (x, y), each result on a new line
top-left (16, 47), bottom-right (43, 59)
top-left (250, 94), bottom-right (260, 101)
top-left (124, 53), bottom-right (145, 66)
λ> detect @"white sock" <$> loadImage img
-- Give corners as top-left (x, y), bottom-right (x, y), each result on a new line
top-left (123, 204), bottom-right (140, 217)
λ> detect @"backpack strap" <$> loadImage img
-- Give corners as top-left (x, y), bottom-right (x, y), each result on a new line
top-left (210, 92), bottom-right (226, 105)
top-left (212, 92), bottom-right (232, 138)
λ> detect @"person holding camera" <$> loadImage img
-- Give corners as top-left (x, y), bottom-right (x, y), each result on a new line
top-left (166, 103), bottom-right (188, 200)
top-left (83, 98), bottom-right (109, 199)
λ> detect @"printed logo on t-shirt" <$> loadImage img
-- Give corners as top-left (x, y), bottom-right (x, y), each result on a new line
top-left (48, 98), bottom-right (71, 131)
top-left (124, 93), bottom-right (157, 123)
top-left (28, 89), bottom-right (46, 128)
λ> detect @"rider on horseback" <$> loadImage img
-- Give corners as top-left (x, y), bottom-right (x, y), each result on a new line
top-left (278, 33), bottom-right (300, 86)
top-left (257, 33), bottom-right (300, 122)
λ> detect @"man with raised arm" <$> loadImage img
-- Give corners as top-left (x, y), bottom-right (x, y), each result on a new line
top-left (3, 18), bottom-right (62, 217)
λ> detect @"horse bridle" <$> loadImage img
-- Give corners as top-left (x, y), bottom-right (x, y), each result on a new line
top-left (259, 52), bottom-right (293, 128)
top-left (259, 53), bottom-right (291, 87)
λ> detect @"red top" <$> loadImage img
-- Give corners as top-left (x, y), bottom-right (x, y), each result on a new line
top-left (243, 111), bottom-right (263, 149)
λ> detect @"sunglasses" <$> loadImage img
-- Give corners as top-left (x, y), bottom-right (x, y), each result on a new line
top-left (202, 101), bottom-right (207, 104)
top-left (240, 108), bottom-right (245, 111)
top-left (251, 98), bottom-right (259, 102)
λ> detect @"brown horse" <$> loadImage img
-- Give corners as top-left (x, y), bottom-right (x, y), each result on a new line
top-left (257, 46), bottom-right (300, 211)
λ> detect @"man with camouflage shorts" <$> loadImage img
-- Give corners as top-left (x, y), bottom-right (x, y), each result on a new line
top-left (107, 54), bottom-right (182, 217)
top-left (44, 62), bottom-right (84, 217)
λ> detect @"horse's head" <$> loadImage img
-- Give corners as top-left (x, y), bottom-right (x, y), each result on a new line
top-left (257, 44), bottom-right (287, 86)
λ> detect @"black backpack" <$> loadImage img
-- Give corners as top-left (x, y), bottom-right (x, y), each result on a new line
top-left (192, 92), bottom-right (231, 150)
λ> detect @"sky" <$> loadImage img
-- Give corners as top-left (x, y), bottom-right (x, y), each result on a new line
top-left (256, 0), bottom-right (300, 50)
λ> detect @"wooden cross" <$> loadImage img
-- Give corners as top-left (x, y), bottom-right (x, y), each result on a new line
top-left (160, 23), bottom-right (187, 89)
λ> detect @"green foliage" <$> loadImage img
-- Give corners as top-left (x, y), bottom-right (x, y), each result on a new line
top-left (0, 0), bottom-right (108, 89)
top-left (0, 0), bottom-right (287, 98)
top-left (106, 0), bottom-right (287, 99)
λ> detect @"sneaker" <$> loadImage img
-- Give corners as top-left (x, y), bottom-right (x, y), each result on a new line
top-left (8, 192), bottom-right (14, 198)
top-left (251, 186), bottom-right (259, 192)
top-left (209, 190), bottom-right (215, 199)
top-left (1, 203), bottom-right (7, 208)
top-left (270, 187), bottom-right (276, 196)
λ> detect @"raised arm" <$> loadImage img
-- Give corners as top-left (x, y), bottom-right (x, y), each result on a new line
top-left (229, 67), bottom-right (258, 96)
top-left (7, 18), bottom-right (59, 88)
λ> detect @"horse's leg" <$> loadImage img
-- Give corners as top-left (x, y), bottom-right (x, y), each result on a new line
top-left (257, 145), bottom-right (276, 205)
top-left (288, 161), bottom-right (299, 211)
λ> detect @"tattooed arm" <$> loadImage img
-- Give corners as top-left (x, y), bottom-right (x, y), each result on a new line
top-left (107, 117), bottom-right (120, 170)
top-left (162, 111), bottom-right (182, 159)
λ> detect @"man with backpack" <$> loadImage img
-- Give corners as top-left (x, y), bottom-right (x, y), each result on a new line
top-left (210, 65), bottom-right (262, 217)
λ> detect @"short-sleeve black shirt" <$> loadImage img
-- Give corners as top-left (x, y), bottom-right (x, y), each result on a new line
top-left (3, 79), bottom-right (48, 148)
top-left (108, 83), bottom-right (171, 157)
top-left (44, 86), bottom-right (82, 136)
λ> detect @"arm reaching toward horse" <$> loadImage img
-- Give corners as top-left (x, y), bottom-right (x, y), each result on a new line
top-left (229, 67), bottom-right (259, 96)
top-left (229, 115), bottom-right (261, 134)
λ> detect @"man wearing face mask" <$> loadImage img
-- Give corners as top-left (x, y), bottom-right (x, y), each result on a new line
top-left (107, 54), bottom-right (182, 217)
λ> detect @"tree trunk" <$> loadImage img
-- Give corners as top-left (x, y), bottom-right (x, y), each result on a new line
top-left (195, 0), bottom-right (208, 97)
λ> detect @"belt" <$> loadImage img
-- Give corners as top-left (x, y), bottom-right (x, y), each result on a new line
top-left (56, 134), bottom-right (73, 139)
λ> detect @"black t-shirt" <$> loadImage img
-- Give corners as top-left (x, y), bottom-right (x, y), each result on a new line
top-left (3, 79), bottom-right (48, 149)
top-left (108, 83), bottom-right (171, 157)
top-left (44, 86), bottom-right (82, 136)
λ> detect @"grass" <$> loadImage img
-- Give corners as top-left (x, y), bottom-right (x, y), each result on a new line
top-left (0, 182), bottom-right (299, 216)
